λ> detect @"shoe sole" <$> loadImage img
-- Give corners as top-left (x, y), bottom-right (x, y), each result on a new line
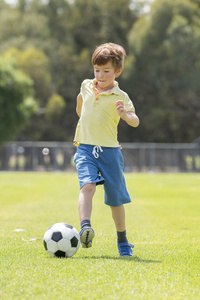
top-left (120, 253), bottom-right (133, 257)
top-left (80, 228), bottom-right (95, 248)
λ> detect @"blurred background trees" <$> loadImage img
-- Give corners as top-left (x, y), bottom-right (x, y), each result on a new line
top-left (0, 57), bottom-right (37, 145)
top-left (0, 0), bottom-right (199, 144)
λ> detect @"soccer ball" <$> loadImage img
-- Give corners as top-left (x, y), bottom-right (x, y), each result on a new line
top-left (43, 223), bottom-right (80, 258)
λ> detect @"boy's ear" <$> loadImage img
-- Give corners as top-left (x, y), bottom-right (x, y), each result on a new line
top-left (115, 67), bottom-right (123, 78)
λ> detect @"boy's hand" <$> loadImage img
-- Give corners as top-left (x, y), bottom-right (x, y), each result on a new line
top-left (115, 100), bottom-right (126, 119)
top-left (116, 100), bottom-right (140, 127)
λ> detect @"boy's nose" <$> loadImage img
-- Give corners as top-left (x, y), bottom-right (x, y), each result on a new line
top-left (99, 71), bottom-right (104, 77)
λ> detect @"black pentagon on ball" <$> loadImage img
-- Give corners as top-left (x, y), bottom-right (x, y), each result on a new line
top-left (70, 236), bottom-right (79, 247)
top-left (43, 240), bottom-right (47, 250)
top-left (52, 231), bottom-right (63, 242)
top-left (55, 250), bottom-right (66, 258)
top-left (64, 223), bottom-right (73, 229)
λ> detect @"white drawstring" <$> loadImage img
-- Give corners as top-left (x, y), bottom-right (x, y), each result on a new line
top-left (92, 146), bottom-right (103, 158)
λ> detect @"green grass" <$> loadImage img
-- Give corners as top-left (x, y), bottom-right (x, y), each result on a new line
top-left (0, 172), bottom-right (200, 300)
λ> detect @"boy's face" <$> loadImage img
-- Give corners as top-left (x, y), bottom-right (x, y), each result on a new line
top-left (93, 61), bottom-right (122, 91)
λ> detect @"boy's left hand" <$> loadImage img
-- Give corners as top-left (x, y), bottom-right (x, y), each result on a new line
top-left (115, 100), bottom-right (126, 119)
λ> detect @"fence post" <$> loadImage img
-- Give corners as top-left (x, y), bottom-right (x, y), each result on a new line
top-left (149, 143), bottom-right (155, 171)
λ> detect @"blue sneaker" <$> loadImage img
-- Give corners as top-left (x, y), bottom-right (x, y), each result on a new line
top-left (118, 241), bottom-right (134, 257)
top-left (79, 227), bottom-right (95, 248)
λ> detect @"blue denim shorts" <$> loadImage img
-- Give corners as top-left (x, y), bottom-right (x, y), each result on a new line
top-left (74, 144), bottom-right (131, 206)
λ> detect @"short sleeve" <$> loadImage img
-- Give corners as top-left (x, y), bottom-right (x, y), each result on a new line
top-left (122, 92), bottom-right (135, 112)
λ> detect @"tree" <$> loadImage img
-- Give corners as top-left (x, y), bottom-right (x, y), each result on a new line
top-left (126, 0), bottom-right (200, 142)
top-left (3, 47), bottom-right (51, 101)
top-left (99, 0), bottom-right (137, 49)
top-left (0, 0), bottom-right (146, 143)
top-left (0, 58), bottom-right (37, 145)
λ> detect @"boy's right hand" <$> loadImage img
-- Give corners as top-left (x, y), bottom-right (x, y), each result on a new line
top-left (115, 100), bottom-right (124, 107)
top-left (116, 100), bottom-right (140, 128)
top-left (115, 100), bottom-right (126, 119)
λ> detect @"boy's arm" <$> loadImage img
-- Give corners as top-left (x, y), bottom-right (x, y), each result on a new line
top-left (123, 111), bottom-right (140, 127)
top-left (76, 93), bottom-right (83, 117)
top-left (116, 100), bottom-right (139, 127)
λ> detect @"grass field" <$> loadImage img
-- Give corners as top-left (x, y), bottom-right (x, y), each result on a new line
top-left (0, 172), bottom-right (200, 300)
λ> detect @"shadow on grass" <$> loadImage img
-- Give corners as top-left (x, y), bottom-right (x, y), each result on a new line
top-left (74, 255), bottom-right (162, 263)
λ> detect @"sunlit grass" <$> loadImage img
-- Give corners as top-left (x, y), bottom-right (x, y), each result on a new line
top-left (0, 172), bottom-right (199, 299)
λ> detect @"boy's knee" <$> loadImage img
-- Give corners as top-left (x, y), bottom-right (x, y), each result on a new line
top-left (81, 183), bottom-right (96, 195)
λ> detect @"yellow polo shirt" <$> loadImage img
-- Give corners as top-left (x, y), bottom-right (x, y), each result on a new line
top-left (74, 79), bottom-right (135, 147)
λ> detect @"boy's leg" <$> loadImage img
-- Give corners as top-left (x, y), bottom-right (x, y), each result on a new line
top-left (78, 183), bottom-right (96, 248)
top-left (78, 183), bottom-right (96, 221)
top-left (110, 204), bottom-right (126, 232)
top-left (110, 205), bottom-right (134, 256)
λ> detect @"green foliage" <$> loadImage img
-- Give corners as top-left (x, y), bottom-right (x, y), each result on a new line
top-left (0, 58), bottom-right (37, 145)
top-left (0, 0), bottom-right (199, 143)
top-left (126, 0), bottom-right (200, 142)
top-left (0, 0), bottom-right (140, 143)
top-left (0, 173), bottom-right (200, 299)
top-left (45, 93), bottom-right (66, 120)
top-left (19, 47), bottom-right (51, 101)
top-left (3, 47), bottom-right (51, 101)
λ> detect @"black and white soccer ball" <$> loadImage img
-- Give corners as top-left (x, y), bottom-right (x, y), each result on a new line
top-left (43, 223), bottom-right (80, 258)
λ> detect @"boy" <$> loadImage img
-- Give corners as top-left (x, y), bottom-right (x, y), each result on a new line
top-left (74, 43), bottom-right (139, 256)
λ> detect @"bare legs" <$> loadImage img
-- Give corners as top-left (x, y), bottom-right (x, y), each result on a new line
top-left (78, 183), bottom-right (96, 222)
top-left (78, 183), bottom-right (126, 233)
top-left (78, 184), bottom-right (131, 254)
top-left (110, 205), bottom-right (126, 232)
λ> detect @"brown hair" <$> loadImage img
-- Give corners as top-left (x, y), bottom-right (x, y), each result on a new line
top-left (92, 43), bottom-right (126, 70)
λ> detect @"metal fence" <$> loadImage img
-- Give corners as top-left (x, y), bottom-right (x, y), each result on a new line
top-left (0, 141), bottom-right (199, 172)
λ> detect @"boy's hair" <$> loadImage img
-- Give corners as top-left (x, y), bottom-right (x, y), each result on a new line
top-left (92, 43), bottom-right (126, 70)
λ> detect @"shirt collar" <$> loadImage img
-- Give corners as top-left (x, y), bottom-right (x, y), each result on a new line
top-left (92, 79), bottom-right (120, 95)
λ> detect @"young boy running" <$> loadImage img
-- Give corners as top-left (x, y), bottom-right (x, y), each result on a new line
top-left (74, 43), bottom-right (139, 256)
